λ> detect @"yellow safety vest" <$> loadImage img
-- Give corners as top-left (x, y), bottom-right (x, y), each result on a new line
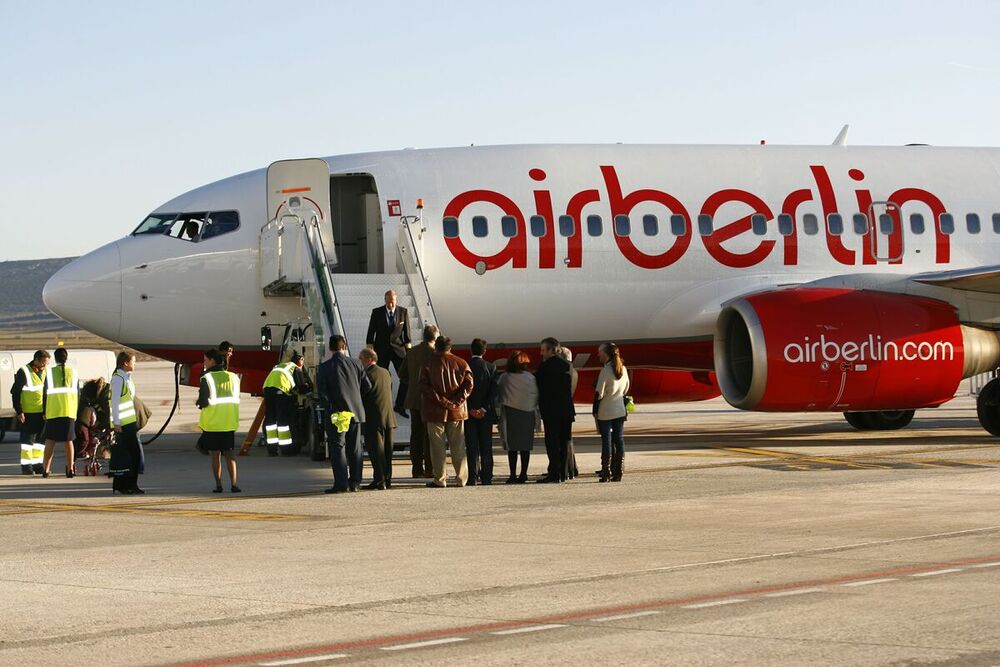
top-left (114, 369), bottom-right (137, 426)
top-left (198, 370), bottom-right (240, 432)
top-left (45, 365), bottom-right (78, 420)
top-left (19, 365), bottom-right (46, 414)
top-left (262, 362), bottom-right (296, 394)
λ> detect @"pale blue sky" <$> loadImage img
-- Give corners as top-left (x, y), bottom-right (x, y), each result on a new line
top-left (3, 0), bottom-right (1000, 260)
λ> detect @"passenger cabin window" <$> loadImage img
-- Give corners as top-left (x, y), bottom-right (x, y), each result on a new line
top-left (993, 213), bottom-right (1000, 234)
top-left (879, 214), bottom-right (895, 235)
top-left (802, 213), bottom-right (819, 236)
top-left (501, 215), bottom-right (517, 238)
top-left (853, 213), bottom-right (869, 235)
top-left (670, 214), bottom-right (687, 236)
top-left (698, 214), bottom-right (713, 236)
top-left (643, 214), bottom-right (658, 236)
top-left (558, 215), bottom-right (575, 237)
top-left (777, 213), bottom-right (793, 236)
top-left (587, 214), bottom-right (603, 237)
top-left (827, 213), bottom-right (844, 236)
top-left (442, 216), bottom-right (459, 239)
top-left (967, 213), bottom-right (981, 234)
top-left (614, 215), bottom-right (631, 237)
top-left (910, 213), bottom-right (925, 234)
top-left (529, 215), bottom-right (546, 238)
top-left (751, 214), bottom-right (767, 236)
top-left (939, 213), bottom-right (955, 235)
top-left (472, 216), bottom-right (488, 238)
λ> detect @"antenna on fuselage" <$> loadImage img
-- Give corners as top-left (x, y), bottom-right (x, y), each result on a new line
top-left (832, 124), bottom-right (850, 146)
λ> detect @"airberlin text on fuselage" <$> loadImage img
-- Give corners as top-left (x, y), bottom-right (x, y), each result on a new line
top-left (442, 165), bottom-right (951, 270)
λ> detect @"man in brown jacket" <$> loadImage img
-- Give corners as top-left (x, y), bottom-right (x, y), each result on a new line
top-left (399, 324), bottom-right (438, 478)
top-left (419, 336), bottom-right (474, 487)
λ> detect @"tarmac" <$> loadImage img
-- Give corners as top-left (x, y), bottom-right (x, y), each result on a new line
top-left (2, 362), bottom-right (1000, 666)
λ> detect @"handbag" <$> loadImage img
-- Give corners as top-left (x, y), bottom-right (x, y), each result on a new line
top-left (133, 396), bottom-right (152, 431)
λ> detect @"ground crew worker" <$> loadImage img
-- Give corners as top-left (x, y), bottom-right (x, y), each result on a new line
top-left (262, 353), bottom-right (302, 457)
top-left (11, 349), bottom-right (50, 475)
top-left (41, 347), bottom-right (78, 478)
top-left (196, 348), bottom-right (241, 493)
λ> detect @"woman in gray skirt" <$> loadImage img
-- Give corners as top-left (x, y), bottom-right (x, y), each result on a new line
top-left (497, 351), bottom-right (538, 484)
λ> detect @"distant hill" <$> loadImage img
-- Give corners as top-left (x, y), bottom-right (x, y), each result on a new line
top-left (0, 258), bottom-right (77, 331)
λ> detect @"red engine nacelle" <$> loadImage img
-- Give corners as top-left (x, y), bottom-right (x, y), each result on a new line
top-left (713, 288), bottom-right (995, 412)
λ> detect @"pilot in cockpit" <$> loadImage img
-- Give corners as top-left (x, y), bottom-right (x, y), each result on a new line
top-left (181, 220), bottom-right (201, 241)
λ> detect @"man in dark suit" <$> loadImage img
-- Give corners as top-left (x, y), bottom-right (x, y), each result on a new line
top-left (465, 338), bottom-right (498, 485)
top-left (534, 336), bottom-right (575, 483)
top-left (365, 290), bottom-right (411, 416)
top-left (359, 348), bottom-right (396, 490)
top-left (317, 335), bottom-right (371, 493)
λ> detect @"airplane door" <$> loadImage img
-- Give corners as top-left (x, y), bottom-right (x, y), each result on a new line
top-left (869, 201), bottom-right (903, 262)
top-left (266, 159), bottom-right (334, 262)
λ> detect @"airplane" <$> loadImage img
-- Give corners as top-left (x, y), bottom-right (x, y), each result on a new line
top-left (41, 136), bottom-right (1000, 452)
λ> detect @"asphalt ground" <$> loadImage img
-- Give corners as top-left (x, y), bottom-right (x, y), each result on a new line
top-left (2, 362), bottom-right (1000, 666)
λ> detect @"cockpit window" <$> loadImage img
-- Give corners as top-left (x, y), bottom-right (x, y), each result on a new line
top-left (132, 213), bottom-right (178, 235)
top-left (131, 211), bottom-right (240, 241)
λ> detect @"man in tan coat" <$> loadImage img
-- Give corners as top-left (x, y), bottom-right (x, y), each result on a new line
top-left (419, 336), bottom-right (474, 488)
top-left (399, 324), bottom-right (438, 478)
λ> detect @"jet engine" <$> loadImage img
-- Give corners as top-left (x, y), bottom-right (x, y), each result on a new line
top-left (713, 287), bottom-right (1000, 412)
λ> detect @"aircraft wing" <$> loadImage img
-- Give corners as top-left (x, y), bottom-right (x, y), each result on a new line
top-left (911, 265), bottom-right (1000, 295)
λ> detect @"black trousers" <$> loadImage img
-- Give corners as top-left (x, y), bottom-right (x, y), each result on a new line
top-left (364, 422), bottom-right (394, 485)
top-left (464, 417), bottom-right (494, 483)
top-left (376, 350), bottom-right (407, 410)
top-left (326, 420), bottom-right (362, 491)
top-left (264, 387), bottom-right (293, 455)
top-left (542, 416), bottom-right (572, 481)
top-left (408, 408), bottom-right (433, 475)
top-left (112, 423), bottom-right (142, 491)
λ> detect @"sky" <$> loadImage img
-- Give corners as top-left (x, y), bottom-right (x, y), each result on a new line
top-left (2, 0), bottom-right (1000, 260)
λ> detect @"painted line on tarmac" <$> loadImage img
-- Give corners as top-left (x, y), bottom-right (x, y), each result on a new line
top-left (0, 500), bottom-right (313, 522)
top-left (763, 587), bottom-right (824, 597)
top-left (842, 578), bottom-right (897, 587)
top-left (258, 655), bottom-right (348, 666)
top-left (178, 552), bottom-right (1000, 667)
top-left (592, 610), bottom-right (662, 622)
top-left (910, 568), bottom-right (964, 577)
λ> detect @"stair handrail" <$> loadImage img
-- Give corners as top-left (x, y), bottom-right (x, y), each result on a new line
top-left (397, 215), bottom-right (438, 328)
top-left (296, 212), bottom-right (349, 354)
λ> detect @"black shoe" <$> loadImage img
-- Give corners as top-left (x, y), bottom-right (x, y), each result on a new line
top-left (505, 476), bottom-right (517, 484)
top-left (130, 487), bottom-right (145, 495)
top-left (536, 476), bottom-right (557, 484)
top-left (32, 464), bottom-right (44, 474)
top-left (515, 475), bottom-right (528, 484)
top-left (349, 485), bottom-right (360, 492)
top-left (21, 465), bottom-right (34, 476)
top-left (65, 468), bottom-right (75, 479)
top-left (213, 485), bottom-right (223, 493)
top-left (467, 479), bottom-right (477, 486)
top-left (231, 485), bottom-right (242, 493)
top-left (324, 487), bottom-right (346, 494)
top-left (394, 406), bottom-right (409, 419)
top-left (425, 481), bottom-right (444, 488)
top-left (42, 471), bottom-right (50, 478)
top-left (481, 480), bottom-right (492, 486)
top-left (385, 479), bottom-right (392, 489)
top-left (364, 481), bottom-right (381, 490)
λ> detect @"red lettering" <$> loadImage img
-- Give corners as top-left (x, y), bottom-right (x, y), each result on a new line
top-left (700, 189), bottom-right (775, 268)
top-left (601, 165), bottom-right (692, 269)
top-left (530, 169), bottom-right (556, 269)
top-left (850, 169), bottom-right (878, 265)
top-left (442, 190), bottom-right (527, 269)
top-left (810, 165), bottom-right (854, 266)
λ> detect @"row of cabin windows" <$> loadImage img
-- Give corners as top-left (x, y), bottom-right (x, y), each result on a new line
top-left (442, 212), bottom-right (1000, 239)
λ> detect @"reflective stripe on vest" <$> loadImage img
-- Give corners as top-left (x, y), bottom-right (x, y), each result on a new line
top-left (263, 362), bottom-right (296, 394)
top-left (115, 370), bottom-right (137, 425)
top-left (45, 365), bottom-right (78, 419)
top-left (199, 371), bottom-right (240, 432)
top-left (19, 365), bottom-right (45, 414)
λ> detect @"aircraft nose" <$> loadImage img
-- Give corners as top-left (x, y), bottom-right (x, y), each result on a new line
top-left (43, 241), bottom-right (122, 340)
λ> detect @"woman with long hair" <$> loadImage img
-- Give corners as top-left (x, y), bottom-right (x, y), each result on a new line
top-left (109, 351), bottom-right (144, 494)
top-left (497, 351), bottom-right (538, 484)
top-left (594, 342), bottom-right (630, 482)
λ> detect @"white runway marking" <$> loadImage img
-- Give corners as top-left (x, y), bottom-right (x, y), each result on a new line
top-left (842, 578), bottom-right (898, 587)
top-left (380, 637), bottom-right (468, 651)
top-left (682, 599), bottom-right (747, 609)
top-left (259, 655), bottom-right (348, 666)
top-left (970, 561), bottom-right (1000, 568)
top-left (592, 610), bottom-right (663, 622)
top-left (910, 568), bottom-right (963, 577)
top-left (763, 587), bottom-right (824, 597)
top-left (490, 624), bottom-right (567, 635)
